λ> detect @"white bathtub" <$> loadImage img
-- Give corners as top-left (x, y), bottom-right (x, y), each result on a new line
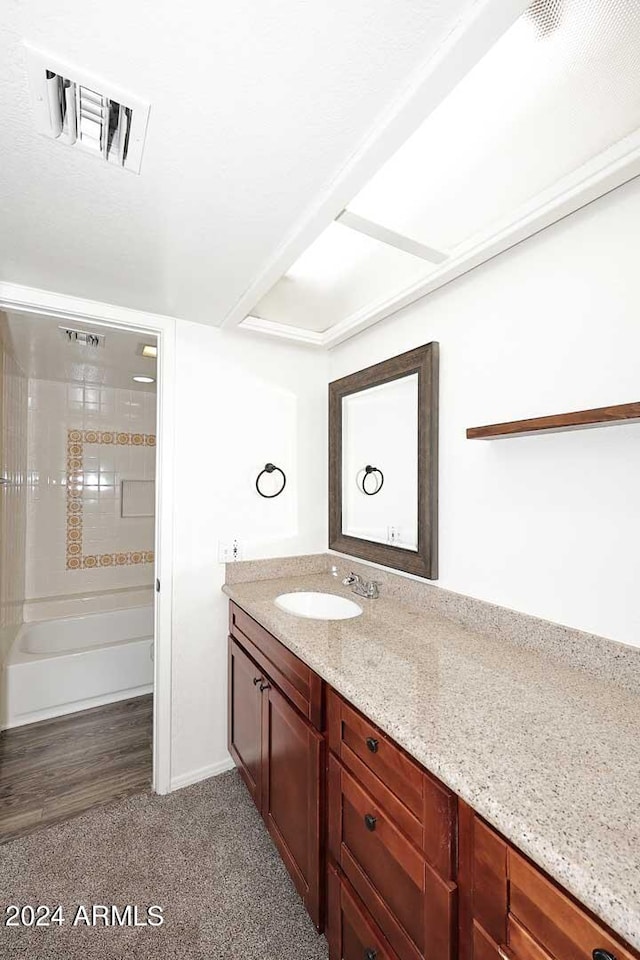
top-left (3, 606), bottom-right (154, 729)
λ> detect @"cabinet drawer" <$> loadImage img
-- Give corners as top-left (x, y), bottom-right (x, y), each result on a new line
top-left (506, 916), bottom-right (554, 960)
top-left (474, 923), bottom-right (503, 960)
top-left (328, 863), bottom-right (401, 960)
top-left (508, 851), bottom-right (637, 960)
top-left (329, 755), bottom-right (456, 960)
top-left (229, 602), bottom-right (322, 729)
top-left (471, 816), bottom-right (508, 944)
top-left (328, 689), bottom-right (456, 878)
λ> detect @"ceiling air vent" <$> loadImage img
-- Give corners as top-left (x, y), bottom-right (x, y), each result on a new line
top-left (59, 326), bottom-right (106, 348)
top-left (26, 46), bottom-right (150, 174)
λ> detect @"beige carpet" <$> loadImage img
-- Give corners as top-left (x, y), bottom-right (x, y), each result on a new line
top-left (0, 769), bottom-right (329, 959)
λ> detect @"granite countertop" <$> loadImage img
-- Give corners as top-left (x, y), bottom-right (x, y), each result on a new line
top-left (223, 572), bottom-right (640, 950)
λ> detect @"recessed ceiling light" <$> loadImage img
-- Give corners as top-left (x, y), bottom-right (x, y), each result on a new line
top-left (141, 344), bottom-right (157, 358)
top-left (133, 375), bottom-right (155, 384)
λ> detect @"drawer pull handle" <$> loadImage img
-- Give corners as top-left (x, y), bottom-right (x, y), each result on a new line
top-left (365, 737), bottom-right (379, 753)
top-left (259, 682), bottom-right (271, 692)
top-left (593, 951), bottom-right (616, 960)
top-left (364, 814), bottom-right (377, 832)
top-left (364, 950), bottom-right (378, 960)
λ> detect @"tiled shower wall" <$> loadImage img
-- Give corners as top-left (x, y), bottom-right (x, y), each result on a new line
top-left (0, 315), bottom-right (28, 669)
top-left (26, 379), bottom-right (156, 613)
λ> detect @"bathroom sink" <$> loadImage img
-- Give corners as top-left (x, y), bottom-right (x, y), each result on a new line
top-left (275, 592), bottom-right (362, 621)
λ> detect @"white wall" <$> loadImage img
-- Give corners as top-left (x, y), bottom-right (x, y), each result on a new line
top-left (330, 176), bottom-right (640, 648)
top-left (171, 322), bottom-right (328, 785)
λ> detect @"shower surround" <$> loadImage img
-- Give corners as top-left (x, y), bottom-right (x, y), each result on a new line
top-left (26, 379), bottom-right (156, 619)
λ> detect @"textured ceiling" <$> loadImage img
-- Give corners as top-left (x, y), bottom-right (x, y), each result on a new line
top-left (0, 0), bottom-right (478, 325)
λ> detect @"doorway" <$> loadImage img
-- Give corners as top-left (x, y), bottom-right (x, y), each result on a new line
top-left (0, 303), bottom-right (173, 839)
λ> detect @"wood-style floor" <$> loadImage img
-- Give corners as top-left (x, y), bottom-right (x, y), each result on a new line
top-left (0, 694), bottom-right (152, 843)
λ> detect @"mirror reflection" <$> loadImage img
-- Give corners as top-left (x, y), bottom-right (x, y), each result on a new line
top-left (342, 374), bottom-right (418, 550)
top-left (329, 341), bottom-right (438, 579)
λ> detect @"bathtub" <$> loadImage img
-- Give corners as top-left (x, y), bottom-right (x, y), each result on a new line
top-left (3, 606), bottom-right (154, 729)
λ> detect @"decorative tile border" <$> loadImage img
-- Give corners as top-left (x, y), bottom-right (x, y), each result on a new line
top-left (66, 429), bottom-right (156, 571)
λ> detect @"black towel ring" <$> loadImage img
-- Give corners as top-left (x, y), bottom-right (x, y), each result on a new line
top-left (256, 463), bottom-right (287, 499)
top-left (361, 465), bottom-right (384, 496)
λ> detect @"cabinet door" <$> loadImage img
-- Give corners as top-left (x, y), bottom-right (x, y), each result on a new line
top-left (228, 637), bottom-right (264, 810)
top-left (262, 680), bottom-right (324, 930)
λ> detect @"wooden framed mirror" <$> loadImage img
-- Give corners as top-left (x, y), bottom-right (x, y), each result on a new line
top-left (329, 343), bottom-right (438, 579)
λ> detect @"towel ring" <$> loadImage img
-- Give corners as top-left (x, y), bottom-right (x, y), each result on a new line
top-left (256, 463), bottom-right (287, 499)
top-left (361, 465), bottom-right (384, 496)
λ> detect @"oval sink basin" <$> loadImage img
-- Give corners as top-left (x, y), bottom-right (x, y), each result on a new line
top-left (275, 592), bottom-right (362, 621)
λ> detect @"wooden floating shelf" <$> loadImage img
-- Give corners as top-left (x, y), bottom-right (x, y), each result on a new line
top-left (467, 402), bottom-right (640, 440)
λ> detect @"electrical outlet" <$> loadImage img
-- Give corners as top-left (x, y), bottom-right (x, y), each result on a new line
top-left (218, 540), bottom-right (243, 563)
top-left (387, 525), bottom-right (399, 544)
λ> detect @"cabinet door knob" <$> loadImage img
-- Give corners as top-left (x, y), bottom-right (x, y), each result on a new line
top-left (364, 814), bottom-right (377, 832)
top-left (253, 677), bottom-right (263, 686)
top-left (593, 951), bottom-right (616, 960)
top-left (364, 950), bottom-right (378, 960)
top-left (259, 682), bottom-right (271, 692)
top-left (365, 737), bottom-right (379, 753)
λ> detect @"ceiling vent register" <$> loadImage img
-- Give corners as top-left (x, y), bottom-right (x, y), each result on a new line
top-left (59, 326), bottom-right (106, 348)
top-left (26, 46), bottom-right (150, 174)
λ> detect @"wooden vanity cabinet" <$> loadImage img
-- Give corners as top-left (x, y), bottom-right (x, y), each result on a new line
top-left (229, 602), bottom-right (323, 727)
top-left (228, 636), bottom-right (264, 809)
top-left (328, 862), bottom-right (402, 960)
top-left (228, 604), bottom-right (324, 930)
top-left (327, 689), bottom-right (457, 960)
top-left (227, 601), bottom-right (638, 960)
top-left (458, 801), bottom-right (639, 960)
top-left (261, 679), bottom-right (324, 928)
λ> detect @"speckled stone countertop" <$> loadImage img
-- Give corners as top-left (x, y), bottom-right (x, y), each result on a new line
top-left (223, 572), bottom-right (640, 950)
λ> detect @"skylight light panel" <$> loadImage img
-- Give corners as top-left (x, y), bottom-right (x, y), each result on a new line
top-left (256, 223), bottom-right (439, 333)
top-left (284, 222), bottom-right (373, 285)
top-left (346, 0), bottom-right (640, 251)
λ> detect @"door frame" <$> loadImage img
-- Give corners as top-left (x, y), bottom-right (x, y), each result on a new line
top-left (0, 281), bottom-right (177, 794)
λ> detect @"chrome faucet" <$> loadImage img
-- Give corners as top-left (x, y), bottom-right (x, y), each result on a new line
top-left (342, 572), bottom-right (381, 600)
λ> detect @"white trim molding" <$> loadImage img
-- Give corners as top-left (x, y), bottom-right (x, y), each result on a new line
top-left (170, 756), bottom-right (235, 792)
top-left (0, 281), bottom-right (178, 796)
top-left (236, 129), bottom-right (640, 350)
top-left (0, 281), bottom-right (181, 331)
top-left (222, 0), bottom-right (529, 331)
top-left (241, 315), bottom-right (326, 347)
top-left (336, 210), bottom-right (448, 264)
